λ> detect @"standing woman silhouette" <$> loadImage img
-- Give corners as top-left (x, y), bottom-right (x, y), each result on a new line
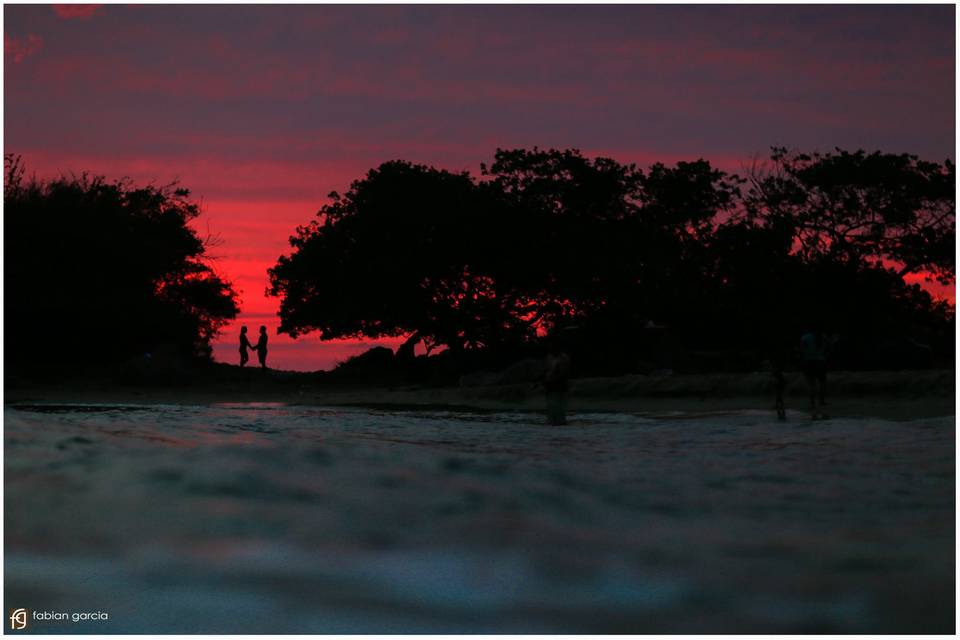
top-left (255, 325), bottom-right (269, 370)
top-left (239, 326), bottom-right (254, 367)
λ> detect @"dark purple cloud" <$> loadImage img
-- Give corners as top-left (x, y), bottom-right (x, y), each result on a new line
top-left (4, 32), bottom-right (42, 63)
top-left (52, 4), bottom-right (102, 20)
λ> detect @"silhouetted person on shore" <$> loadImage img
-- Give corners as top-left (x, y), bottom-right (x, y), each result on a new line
top-left (544, 338), bottom-right (572, 426)
top-left (255, 325), bottom-right (269, 370)
top-left (239, 326), bottom-right (254, 367)
top-left (798, 327), bottom-right (829, 419)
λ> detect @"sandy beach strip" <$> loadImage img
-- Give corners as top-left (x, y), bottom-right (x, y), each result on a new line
top-left (6, 369), bottom-right (954, 420)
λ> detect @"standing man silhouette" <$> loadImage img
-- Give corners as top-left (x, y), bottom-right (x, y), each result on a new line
top-left (239, 326), bottom-right (254, 367)
top-left (544, 337), bottom-right (572, 425)
top-left (255, 325), bottom-right (269, 370)
top-left (798, 326), bottom-right (829, 419)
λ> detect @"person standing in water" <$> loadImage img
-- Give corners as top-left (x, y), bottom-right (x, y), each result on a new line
top-left (768, 344), bottom-right (788, 421)
top-left (798, 327), bottom-right (829, 419)
top-left (238, 326), bottom-right (254, 367)
top-left (255, 325), bottom-right (269, 370)
top-left (544, 338), bottom-right (572, 426)
top-left (773, 360), bottom-right (787, 421)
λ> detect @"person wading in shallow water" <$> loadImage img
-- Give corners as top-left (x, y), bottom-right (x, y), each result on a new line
top-left (773, 362), bottom-right (787, 421)
top-left (798, 327), bottom-right (830, 419)
top-left (544, 338), bottom-right (572, 426)
top-left (768, 347), bottom-right (788, 421)
top-left (239, 326), bottom-right (254, 367)
top-left (255, 325), bottom-right (269, 370)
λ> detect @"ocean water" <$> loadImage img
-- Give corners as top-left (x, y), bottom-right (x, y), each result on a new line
top-left (4, 402), bottom-right (954, 633)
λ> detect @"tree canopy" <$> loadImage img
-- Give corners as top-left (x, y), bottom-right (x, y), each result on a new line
top-left (269, 146), bottom-right (954, 372)
top-left (744, 148), bottom-right (955, 284)
top-left (5, 155), bottom-right (239, 370)
top-left (268, 161), bottom-right (527, 353)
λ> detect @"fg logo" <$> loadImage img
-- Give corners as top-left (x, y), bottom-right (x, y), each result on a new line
top-left (10, 608), bottom-right (28, 630)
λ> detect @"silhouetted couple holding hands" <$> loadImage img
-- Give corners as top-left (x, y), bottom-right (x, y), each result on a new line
top-left (240, 325), bottom-right (268, 370)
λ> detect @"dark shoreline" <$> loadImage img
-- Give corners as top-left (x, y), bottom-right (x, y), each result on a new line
top-left (6, 369), bottom-right (954, 420)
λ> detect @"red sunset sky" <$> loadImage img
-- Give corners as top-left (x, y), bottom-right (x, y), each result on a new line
top-left (5, 4), bottom-right (955, 370)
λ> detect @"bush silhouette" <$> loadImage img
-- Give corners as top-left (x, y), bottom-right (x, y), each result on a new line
top-left (5, 155), bottom-right (239, 372)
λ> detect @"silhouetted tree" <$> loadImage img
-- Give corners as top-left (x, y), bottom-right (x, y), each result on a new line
top-left (5, 156), bottom-right (239, 370)
top-left (480, 148), bottom-right (645, 333)
top-left (744, 147), bottom-right (955, 284)
top-left (482, 149), bottom-right (745, 371)
top-left (269, 147), bottom-right (953, 374)
top-left (701, 215), bottom-right (953, 367)
top-left (629, 159), bottom-right (744, 332)
top-left (723, 148), bottom-right (955, 367)
top-left (268, 161), bottom-right (538, 354)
